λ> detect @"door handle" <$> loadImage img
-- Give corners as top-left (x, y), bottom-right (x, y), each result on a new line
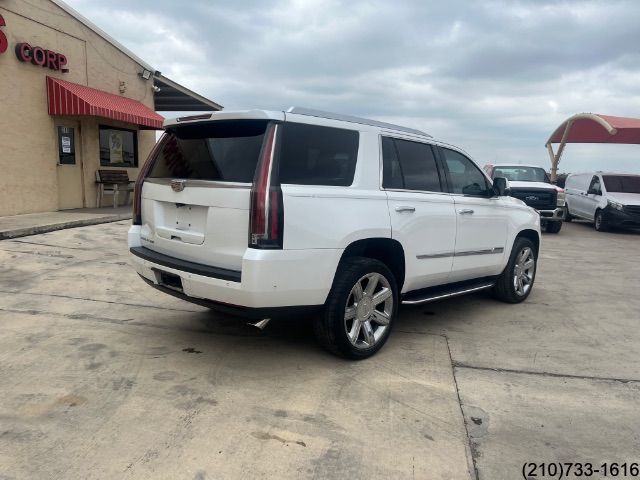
top-left (395, 206), bottom-right (416, 213)
top-left (458, 209), bottom-right (474, 215)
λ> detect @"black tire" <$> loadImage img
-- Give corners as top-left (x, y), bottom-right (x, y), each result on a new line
top-left (564, 207), bottom-right (573, 222)
top-left (493, 237), bottom-right (537, 303)
top-left (314, 257), bottom-right (398, 359)
top-left (545, 221), bottom-right (562, 234)
top-left (594, 209), bottom-right (608, 232)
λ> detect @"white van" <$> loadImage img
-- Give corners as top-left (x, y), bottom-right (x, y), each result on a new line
top-left (565, 172), bottom-right (640, 231)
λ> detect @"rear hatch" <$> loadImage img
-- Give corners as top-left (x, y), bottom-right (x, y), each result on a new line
top-left (139, 118), bottom-right (274, 271)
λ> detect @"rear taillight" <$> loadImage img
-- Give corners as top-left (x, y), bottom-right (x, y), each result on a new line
top-left (249, 123), bottom-right (283, 249)
top-left (133, 133), bottom-right (168, 225)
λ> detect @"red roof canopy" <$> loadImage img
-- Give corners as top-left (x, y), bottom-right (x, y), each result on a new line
top-left (47, 76), bottom-right (164, 129)
top-left (547, 113), bottom-right (640, 144)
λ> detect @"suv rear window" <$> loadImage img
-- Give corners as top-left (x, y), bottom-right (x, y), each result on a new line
top-left (148, 120), bottom-right (268, 182)
top-left (277, 123), bottom-right (359, 186)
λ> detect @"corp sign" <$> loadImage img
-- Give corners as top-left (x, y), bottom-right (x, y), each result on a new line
top-left (15, 42), bottom-right (68, 72)
top-left (0, 13), bottom-right (69, 72)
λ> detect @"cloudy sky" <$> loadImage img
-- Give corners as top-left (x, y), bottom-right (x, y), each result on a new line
top-left (66, 0), bottom-right (640, 173)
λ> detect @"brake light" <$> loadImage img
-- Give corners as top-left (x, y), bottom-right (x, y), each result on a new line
top-left (133, 133), bottom-right (168, 225)
top-left (249, 124), bottom-right (283, 249)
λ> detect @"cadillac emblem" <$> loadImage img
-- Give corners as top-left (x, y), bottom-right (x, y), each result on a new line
top-left (170, 179), bottom-right (186, 192)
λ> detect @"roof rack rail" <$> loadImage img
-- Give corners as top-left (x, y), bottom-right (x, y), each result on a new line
top-left (287, 107), bottom-right (431, 138)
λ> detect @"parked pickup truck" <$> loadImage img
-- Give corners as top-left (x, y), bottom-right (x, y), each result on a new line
top-left (483, 163), bottom-right (565, 233)
top-left (129, 108), bottom-right (541, 359)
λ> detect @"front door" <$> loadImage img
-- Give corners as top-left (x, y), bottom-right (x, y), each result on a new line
top-left (584, 175), bottom-right (603, 220)
top-left (56, 122), bottom-right (84, 210)
top-left (438, 147), bottom-right (508, 281)
top-left (382, 136), bottom-right (456, 292)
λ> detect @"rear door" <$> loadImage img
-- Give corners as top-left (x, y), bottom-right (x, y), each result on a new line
top-left (566, 174), bottom-right (590, 217)
top-left (382, 136), bottom-right (456, 292)
top-left (438, 147), bottom-right (509, 281)
top-left (140, 118), bottom-right (276, 271)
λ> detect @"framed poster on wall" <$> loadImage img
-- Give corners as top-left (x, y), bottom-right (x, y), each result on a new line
top-left (58, 126), bottom-right (76, 165)
top-left (99, 125), bottom-right (138, 167)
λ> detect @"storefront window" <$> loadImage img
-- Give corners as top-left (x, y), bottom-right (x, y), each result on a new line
top-left (99, 126), bottom-right (138, 167)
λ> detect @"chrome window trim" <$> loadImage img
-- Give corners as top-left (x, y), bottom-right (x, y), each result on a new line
top-left (383, 188), bottom-right (452, 197)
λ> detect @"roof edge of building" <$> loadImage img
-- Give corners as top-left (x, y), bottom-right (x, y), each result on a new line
top-left (49, 0), bottom-right (155, 73)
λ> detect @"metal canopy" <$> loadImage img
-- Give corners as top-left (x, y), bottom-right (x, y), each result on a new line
top-left (545, 113), bottom-right (640, 181)
top-left (154, 74), bottom-right (223, 112)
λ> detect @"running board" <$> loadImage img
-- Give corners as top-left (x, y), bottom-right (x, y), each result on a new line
top-left (401, 279), bottom-right (496, 305)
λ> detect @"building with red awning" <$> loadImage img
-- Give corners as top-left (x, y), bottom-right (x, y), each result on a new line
top-left (0, 0), bottom-right (221, 216)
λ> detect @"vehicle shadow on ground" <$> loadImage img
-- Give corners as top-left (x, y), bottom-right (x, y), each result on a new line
top-left (183, 291), bottom-right (493, 360)
top-left (568, 219), bottom-right (640, 235)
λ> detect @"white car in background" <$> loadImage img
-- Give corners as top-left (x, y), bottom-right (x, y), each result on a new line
top-left (565, 172), bottom-right (640, 231)
top-left (128, 107), bottom-right (541, 359)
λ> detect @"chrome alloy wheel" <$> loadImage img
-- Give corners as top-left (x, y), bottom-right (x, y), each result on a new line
top-left (513, 247), bottom-right (535, 297)
top-left (344, 273), bottom-right (393, 349)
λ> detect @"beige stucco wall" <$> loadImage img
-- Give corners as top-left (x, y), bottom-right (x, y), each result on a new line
top-left (0, 0), bottom-right (158, 216)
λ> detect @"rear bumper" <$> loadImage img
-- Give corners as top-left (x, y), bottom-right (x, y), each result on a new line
top-left (128, 226), bottom-right (342, 310)
top-left (138, 276), bottom-right (321, 319)
top-left (130, 246), bottom-right (241, 282)
top-left (538, 207), bottom-right (565, 222)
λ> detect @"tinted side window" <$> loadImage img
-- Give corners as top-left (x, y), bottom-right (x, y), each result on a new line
top-left (381, 137), bottom-right (442, 192)
top-left (589, 176), bottom-right (601, 194)
top-left (278, 123), bottom-right (359, 186)
top-left (381, 137), bottom-right (403, 189)
top-left (441, 148), bottom-right (489, 196)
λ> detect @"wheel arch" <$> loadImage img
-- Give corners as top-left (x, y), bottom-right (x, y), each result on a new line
top-left (515, 229), bottom-right (540, 256)
top-left (338, 238), bottom-right (406, 291)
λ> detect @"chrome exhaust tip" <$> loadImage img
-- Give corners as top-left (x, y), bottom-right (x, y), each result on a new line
top-left (247, 318), bottom-right (271, 330)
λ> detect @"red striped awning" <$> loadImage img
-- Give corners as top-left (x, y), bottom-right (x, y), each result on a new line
top-left (47, 76), bottom-right (164, 129)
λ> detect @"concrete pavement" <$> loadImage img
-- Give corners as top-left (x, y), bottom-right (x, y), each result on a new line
top-left (0, 206), bottom-right (132, 240)
top-left (0, 221), bottom-right (473, 479)
top-left (0, 220), bottom-right (638, 479)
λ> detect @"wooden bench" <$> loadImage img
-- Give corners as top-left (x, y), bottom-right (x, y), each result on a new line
top-left (95, 169), bottom-right (135, 208)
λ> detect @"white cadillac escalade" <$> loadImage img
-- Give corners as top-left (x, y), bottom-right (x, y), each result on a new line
top-left (129, 107), bottom-right (541, 359)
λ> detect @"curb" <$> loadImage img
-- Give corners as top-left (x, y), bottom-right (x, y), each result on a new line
top-left (0, 214), bottom-right (132, 240)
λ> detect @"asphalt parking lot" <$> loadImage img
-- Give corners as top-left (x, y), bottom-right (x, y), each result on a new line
top-left (1, 220), bottom-right (639, 479)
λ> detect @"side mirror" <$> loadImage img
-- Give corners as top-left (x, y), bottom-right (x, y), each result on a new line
top-left (492, 177), bottom-right (510, 196)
